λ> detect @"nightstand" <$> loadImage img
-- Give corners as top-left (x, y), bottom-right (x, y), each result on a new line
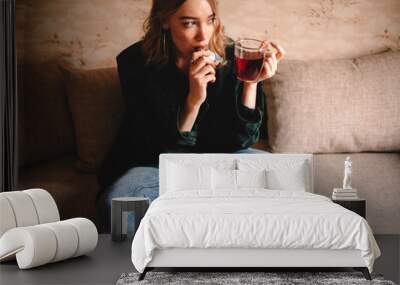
top-left (332, 199), bottom-right (366, 218)
top-left (111, 197), bottom-right (150, 242)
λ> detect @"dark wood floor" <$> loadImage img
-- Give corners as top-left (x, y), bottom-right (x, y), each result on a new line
top-left (0, 235), bottom-right (399, 285)
top-left (0, 235), bottom-right (133, 285)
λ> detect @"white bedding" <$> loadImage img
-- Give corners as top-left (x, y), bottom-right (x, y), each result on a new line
top-left (131, 190), bottom-right (380, 273)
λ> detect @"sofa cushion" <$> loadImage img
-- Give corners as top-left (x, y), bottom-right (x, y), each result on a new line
top-left (60, 65), bottom-right (125, 173)
top-left (264, 51), bottom-right (400, 153)
top-left (18, 61), bottom-right (75, 167)
top-left (18, 155), bottom-right (99, 221)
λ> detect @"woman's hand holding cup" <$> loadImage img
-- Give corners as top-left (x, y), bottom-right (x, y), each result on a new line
top-left (234, 38), bottom-right (285, 83)
top-left (257, 41), bottom-right (285, 81)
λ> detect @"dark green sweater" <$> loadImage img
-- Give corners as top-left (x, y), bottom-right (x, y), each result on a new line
top-left (98, 40), bottom-right (265, 189)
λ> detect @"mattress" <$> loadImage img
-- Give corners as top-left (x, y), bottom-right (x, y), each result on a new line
top-left (131, 190), bottom-right (381, 273)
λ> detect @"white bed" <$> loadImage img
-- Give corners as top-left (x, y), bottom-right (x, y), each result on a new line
top-left (131, 154), bottom-right (380, 280)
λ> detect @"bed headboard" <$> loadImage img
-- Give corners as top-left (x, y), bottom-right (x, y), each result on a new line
top-left (159, 153), bottom-right (314, 195)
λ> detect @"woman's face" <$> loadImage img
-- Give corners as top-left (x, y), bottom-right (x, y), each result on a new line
top-left (165, 0), bottom-right (216, 60)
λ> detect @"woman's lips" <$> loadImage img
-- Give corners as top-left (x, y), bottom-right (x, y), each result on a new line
top-left (194, 46), bottom-right (208, 51)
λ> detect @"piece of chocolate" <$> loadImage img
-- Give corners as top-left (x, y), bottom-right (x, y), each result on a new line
top-left (209, 52), bottom-right (222, 63)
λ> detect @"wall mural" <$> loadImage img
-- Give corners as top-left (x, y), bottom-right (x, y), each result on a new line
top-left (16, 0), bottom-right (400, 67)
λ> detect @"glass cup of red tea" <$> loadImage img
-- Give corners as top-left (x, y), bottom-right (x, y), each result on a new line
top-left (234, 38), bottom-right (271, 82)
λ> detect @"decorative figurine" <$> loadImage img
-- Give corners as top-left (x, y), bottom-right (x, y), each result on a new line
top-left (343, 156), bottom-right (352, 190)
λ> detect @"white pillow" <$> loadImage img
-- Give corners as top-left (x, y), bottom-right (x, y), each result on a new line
top-left (237, 169), bottom-right (267, 188)
top-left (237, 159), bottom-right (309, 191)
top-left (266, 162), bottom-right (308, 191)
top-left (167, 162), bottom-right (212, 191)
top-left (211, 169), bottom-right (268, 190)
top-left (212, 169), bottom-right (237, 190)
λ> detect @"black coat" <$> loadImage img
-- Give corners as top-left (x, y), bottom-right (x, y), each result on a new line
top-left (97, 41), bottom-right (265, 191)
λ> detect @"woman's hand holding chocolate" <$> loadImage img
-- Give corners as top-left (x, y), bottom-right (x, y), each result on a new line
top-left (186, 50), bottom-right (217, 110)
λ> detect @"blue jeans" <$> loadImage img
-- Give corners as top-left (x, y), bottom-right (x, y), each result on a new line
top-left (98, 148), bottom-right (267, 233)
top-left (97, 166), bottom-right (159, 233)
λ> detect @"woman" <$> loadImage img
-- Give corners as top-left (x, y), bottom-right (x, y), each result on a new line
top-left (97, 0), bottom-right (284, 231)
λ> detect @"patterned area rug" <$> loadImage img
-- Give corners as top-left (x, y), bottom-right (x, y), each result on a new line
top-left (116, 271), bottom-right (396, 285)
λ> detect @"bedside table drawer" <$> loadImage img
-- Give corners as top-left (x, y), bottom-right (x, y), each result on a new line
top-left (332, 200), bottom-right (366, 218)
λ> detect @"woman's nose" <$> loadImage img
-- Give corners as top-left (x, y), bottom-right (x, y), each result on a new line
top-left (196, 24), bottom-right (208, 42)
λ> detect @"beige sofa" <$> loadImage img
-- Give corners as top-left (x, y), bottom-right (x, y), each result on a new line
top-left (18, 51), bottom-right (400, 233)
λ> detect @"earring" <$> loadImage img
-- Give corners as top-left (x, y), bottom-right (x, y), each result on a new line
top-left (161, 30), bottom-right (168, 56)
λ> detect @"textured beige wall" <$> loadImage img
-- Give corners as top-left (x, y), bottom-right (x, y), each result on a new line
top-left (17, 0), bottom-right (400, 68)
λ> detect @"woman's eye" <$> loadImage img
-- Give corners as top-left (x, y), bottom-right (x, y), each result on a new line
top-left (183, 21), bottom-right (196, 28)
top-left (208, 17), bottom-right (216, 24)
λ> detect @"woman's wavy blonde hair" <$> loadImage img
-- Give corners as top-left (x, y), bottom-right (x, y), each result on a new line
top-left (142, 0), bottom-right (227, 67)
